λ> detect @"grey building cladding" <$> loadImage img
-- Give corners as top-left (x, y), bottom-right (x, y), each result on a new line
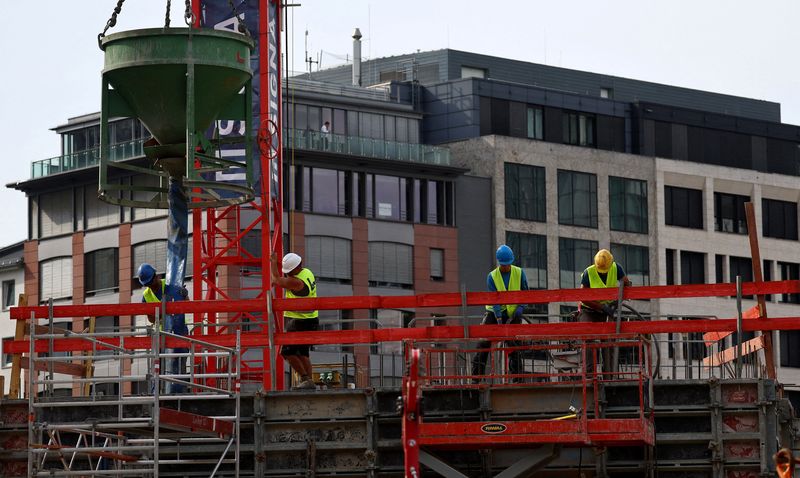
top-left (306, 48), bottom-right (781, 122)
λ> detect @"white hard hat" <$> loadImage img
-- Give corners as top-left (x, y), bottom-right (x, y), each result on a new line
top-left (282, 253), bottom-right (302, 273)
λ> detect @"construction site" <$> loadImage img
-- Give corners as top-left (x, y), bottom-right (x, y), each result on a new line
top-left (2, 1), bottom-right (800, 477)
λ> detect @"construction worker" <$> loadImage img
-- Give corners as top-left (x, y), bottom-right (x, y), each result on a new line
top-left (577, 249), bottom-right (632, 322)
top-left (138, 263), bottom-right (189, 394)
top-left (270, 252), bottom-right (319, 390)
top-left (471, 245), bottom-right (529, 381)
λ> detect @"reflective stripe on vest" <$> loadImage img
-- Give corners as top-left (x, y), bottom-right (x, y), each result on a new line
top-left (284, 268), bottom-right (318, 319)
top-left (485, 266), bottom-right (521, 317)
top-left (142, 280), bottom-right (165, 330)
top-left (580, 263), bottom-right (618, 309)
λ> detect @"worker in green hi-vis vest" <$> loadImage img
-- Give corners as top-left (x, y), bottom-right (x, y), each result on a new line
top-left (577, 249), bottom-right (632, 323)
top-left (271, 252), bottom-right (319, 390)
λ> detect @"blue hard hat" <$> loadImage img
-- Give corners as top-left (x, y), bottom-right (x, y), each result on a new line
top-left (137, 263), bottom-right (156, 286)
top-left (496, 245), bottom-right (514, 265)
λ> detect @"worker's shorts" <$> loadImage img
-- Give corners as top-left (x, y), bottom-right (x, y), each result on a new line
top-left (281, 317), bottom-right (320, 357)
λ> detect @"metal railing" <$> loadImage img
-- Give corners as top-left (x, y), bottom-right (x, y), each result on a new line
top-left (285, 128), bottom-right (451, 166)
top-left (30, 140), bottom-right (145, 178)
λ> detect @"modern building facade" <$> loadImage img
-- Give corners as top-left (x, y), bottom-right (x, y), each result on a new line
top-left (0, 241), bottom-right (24, 396)
top-left (8, 79), bottom-right (464, 393)
top-left (8, 47), bottom-right (800, 394)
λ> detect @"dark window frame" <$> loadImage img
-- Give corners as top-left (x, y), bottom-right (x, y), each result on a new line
top-left (505, 163), bottom-right (546, 222)
top-left (665, 186), bottom-right (703, 229)
top-left (558, 170), bottom-right (598, 228)
top-left (714, 192), bottom-right (750, 235)
top-left (609, 176), bottom-right (648, 234)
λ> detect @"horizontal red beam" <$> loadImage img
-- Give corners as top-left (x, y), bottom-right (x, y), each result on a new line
top-left (419, 418), bottom-right (653, 447)
top-left (10, 281), bottom-right (799, 320)
top-left (6, 316), bottom-right (800, 354)
top-left (159, 407), bottom-right (233, 438)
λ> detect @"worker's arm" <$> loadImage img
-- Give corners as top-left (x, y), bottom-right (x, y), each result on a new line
top-left (487, 274), bottom-right (503, 318)
top-left (270, 253), bottom-right (305, 292)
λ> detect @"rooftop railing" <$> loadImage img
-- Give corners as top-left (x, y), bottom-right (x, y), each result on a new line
top-left (286, 128), bottom-right (451, 166)
top-left (30, 130), bottom-right (451, 179)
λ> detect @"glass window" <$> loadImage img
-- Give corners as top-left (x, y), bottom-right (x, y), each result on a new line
top-left (375, 175), bottom-right (401, 220)
top-left (666, 249), bottom-right (675, 285)
top-left (430, 249), bottom-right (444, 281)
top-left (408, 119), bottom-right (419, 143)
top-left (311, 168), bottom-right (340, 215)
top-left (321, 108), bottom-right (332, 130)
top-left (368, 242), bottom-right (413, 288)
top-left (306, 236), bottom-right (352, 282)
top-left (665, 186), bottom-right (703, 229)
top-left (612, 243), bottom-right (650, 286)
top-left (302, 166), bottom-right (311, 212)
top-left (39, 189), bottom-right (73, 238)
top-left (715, 254), bottom-right (725, 284)
top-left (294, 104), bottom-right (308, 131)
top-left (396, 117), bottom-right (408, 143)
top-left (308, 106), bottom-right (321, 132)
top-left (729, 256), bottom-right (754, 299)
top-left (333, 109), bottom-right (346, 135)
top-left (505, 163), bottom-right (545, 222)
top-left (133, 240), bottom-right (167, 279)
top-left (779, 262), bottom-right (800, 304)
top-left (413, 179), bottom-right (422, 223)
top-left (526, 107), bottom-right (543, 140)
top-left (780, 330), bottom-right (800, 367)
top-left (347, 110), bottom-right (359, 136)
top-left (558, 170), bottom-right (598, 228)
top-left (506, 231), bottom-right (547, 289)
top-left (2, 280), bottom-right (15, 310)
top-left (112, 119), bottom-right (135, 144)
top-left (562, 112), bottom-right (595, 147)
top-left (85, 186), bottom-right (119, 229)
top-left (680, 251), bottom-right (705, 285)
top-left (559, 237), bottom-right (598, 289)
top-left (384, 116), bottom-right (396, 141)
top-left (40, 257), bottom-right (73, 301)
top-left (426, 180), bottom-right (442, 225)
top-left (366, 173), bottom-right (374, 217)
top-left (609, 177), bottom-right (648, 234)
top-left (2, 336), bottom-right (13, 368)
top-left (461, 66), bottom-right (486, 79)
top-left (85, 248), bottom-right (119, 295)
top-left (763, 198), bottom-right (798, 240)
top-left (714, 192), bottom-right (749, 234)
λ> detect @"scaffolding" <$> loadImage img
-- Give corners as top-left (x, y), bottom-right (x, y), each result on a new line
top-left (24, 306), bottom-right (242, 477)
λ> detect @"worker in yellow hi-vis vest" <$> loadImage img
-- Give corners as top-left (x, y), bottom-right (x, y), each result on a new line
top-left (471, 245), bottom-right (529, 382)
top-left (271, 252), bottom-right (319, 390)
top-left (577, 249), bottom-right (632, 323)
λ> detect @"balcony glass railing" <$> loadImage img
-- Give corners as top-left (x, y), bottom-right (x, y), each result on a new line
top-left (285, 129), bottom-right (451, 166)
top-left (30, 139), bottom-right (145, 179)
top-left (30, 130), bottom-right (452, 179)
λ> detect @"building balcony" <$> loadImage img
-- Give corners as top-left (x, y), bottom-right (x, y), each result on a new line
top-left (285, 129), bottom-right (451, 166)
top-left (29, 130), bottom-right (451, 179)
top-left (30, 140), bottom-right (145, 179)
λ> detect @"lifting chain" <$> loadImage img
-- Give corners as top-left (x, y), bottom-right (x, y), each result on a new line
top-left (228, 0), bottom-right (251, 36)
top-left (184, 0), bottom-right (196, 26)
top-left (97, 0), bottom-right (126, 49)
top-left (164, 0), bottom-right (171, 28)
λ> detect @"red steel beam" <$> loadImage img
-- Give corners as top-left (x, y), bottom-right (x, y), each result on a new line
top-left (11, 281), bottom-right (800, 320)
top-left (7, 316), bottom-right (800, 354)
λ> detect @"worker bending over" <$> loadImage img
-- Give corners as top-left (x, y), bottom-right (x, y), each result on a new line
top-left (271, 252), bottom-right (319, 390)
top-left (471, 245), bottom-right (529, 381)
top-left (577, 249), bottom-right (631, 322)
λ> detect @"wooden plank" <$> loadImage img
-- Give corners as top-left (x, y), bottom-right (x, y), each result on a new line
top-left (745, 202), bottom-right (775, 379)
top-left (702, 336), bottom-right (765, 367)
top-left (20, 359), bottom-right (87, 377)
top-left (8, 294), bottom-right (27, 399)
top-left (702, 305), bottom-right (761, 346)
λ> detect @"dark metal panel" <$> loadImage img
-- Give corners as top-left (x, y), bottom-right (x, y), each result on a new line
top-left (455, 175), bottom-right (493, 295)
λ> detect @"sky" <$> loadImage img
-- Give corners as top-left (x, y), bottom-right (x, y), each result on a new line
top-left (0, 0), bottom-right (798, 247)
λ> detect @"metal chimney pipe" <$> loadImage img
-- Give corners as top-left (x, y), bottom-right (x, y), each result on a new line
top-left (352, 28), bottom-right (362, 87)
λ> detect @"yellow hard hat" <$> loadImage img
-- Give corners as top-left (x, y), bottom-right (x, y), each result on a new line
top-left (594, 249), bottom-right (613, 273)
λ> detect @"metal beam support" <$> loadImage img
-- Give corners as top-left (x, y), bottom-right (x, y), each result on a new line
top-left (744, 202), bottom-right (776, 379)
top-left (493, 444), bottom-right (561, 478)
top-left (419, 450), bottom-right (470, 478)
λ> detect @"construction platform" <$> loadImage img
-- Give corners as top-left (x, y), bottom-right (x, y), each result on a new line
top-left (1, 378), bottom-right (795, 478)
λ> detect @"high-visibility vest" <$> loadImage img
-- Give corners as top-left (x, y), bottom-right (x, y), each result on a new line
top-left (142, 279), bottom-right (165, 330)
top-left (284, 268), bottom-right (318, 319)
top-left (485, 266), bottom-right (522, 317)
top-left (581, 263), bottom-right (618, 309)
